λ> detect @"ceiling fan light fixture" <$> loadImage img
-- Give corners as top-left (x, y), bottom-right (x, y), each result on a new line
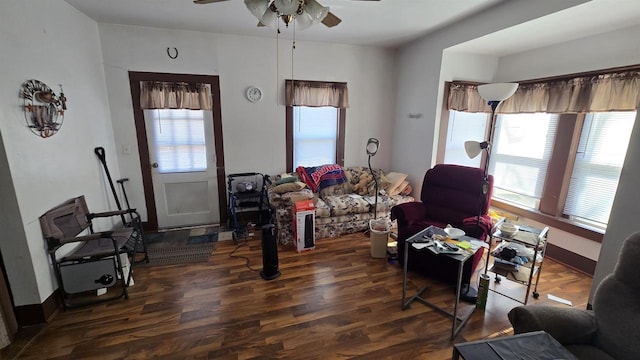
top-left (295, 10), bottom-right (314, 29)
top-left (274, 0), bottom-right (300, 16)
top-left (260, 7), bottom-right (279, 29)
top-left (244, 0), bottom-right (270, 19)
top-left (305, 0), bottom-right (329, 21)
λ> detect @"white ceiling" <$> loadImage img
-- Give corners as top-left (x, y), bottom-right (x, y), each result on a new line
top-left (64, 0), bottom-right (640, 52)
top-left (63, 0), bottom-right (502, 48)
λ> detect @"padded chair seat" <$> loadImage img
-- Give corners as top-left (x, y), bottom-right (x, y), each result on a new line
top-left (62, 229), bottom-right (132, 261)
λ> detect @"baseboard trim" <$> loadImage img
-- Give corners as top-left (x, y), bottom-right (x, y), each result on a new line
top-left (14, 290), bottom-right (60, 326)
top-left (545, 243), bottom-right (596, 276)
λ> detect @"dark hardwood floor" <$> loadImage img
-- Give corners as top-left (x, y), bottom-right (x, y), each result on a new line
top-left (6, 231), bottom-right (592, 359)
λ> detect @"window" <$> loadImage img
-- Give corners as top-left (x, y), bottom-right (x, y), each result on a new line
top-left (293, 106), bottom-right (339, 168)
top-left (285, 80), bottom-right (348, 172)
top-left (490, 113), bottom-right (559, 208)
top-left (443, 110), bottom-right (486, 167)
top-left (146, 109), bottom-right (207, 173)
top-left (564, 111), bottom-right (636, 226)
top-left (442, 109), bottom-right (635, 232)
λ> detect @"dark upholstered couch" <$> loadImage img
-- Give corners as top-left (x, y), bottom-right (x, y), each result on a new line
top-left (391, 164), bottom-right (493, 290)
top-left (509, 231), bottom-right (640, 360)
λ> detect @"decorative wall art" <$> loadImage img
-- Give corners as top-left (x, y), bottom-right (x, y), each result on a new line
top-left (20, 79), bottom-right (67, 138)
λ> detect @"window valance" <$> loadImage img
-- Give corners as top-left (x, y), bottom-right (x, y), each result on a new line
top-left (448, 71), bottom-right (640, 114)
top-left (285, 80), bottom-right (349, 108)
top-left (140, 81), bottom-right (212, 110)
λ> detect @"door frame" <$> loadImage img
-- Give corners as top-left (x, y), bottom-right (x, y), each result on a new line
top-left (128, 71), bottom-right (227, 231)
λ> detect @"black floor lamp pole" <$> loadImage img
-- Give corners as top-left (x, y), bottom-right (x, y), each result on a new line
top-left (368, 154), bottom-right (378, 219)
top-left (366, 138), bottom-right (380, 219)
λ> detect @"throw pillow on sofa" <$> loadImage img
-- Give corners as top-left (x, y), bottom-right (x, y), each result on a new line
top-left (386, 172), bottom-right (409, 195)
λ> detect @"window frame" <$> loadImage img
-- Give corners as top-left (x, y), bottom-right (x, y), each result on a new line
top-left (285, 105), bottom-right (346, 172)
top-left (440, 105), bottom-right (605, 242)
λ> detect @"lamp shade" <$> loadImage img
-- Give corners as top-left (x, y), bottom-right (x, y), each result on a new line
top-left (245, 0), bottom-right (270, 19)
top-left (366, 138), bottom-right (379, 156)
top-left (464, 140), bottom-right (489, 159)
top-left (305, 0), bottom-right (329, 22)
top-left (477, 83), bottom-right (518, 102)
top-left (295, 10), bottom-right (314, 29)
top-left (274, 0), bottom-right (299, 15)
top-left (260, 7), bottom-right (279, 29)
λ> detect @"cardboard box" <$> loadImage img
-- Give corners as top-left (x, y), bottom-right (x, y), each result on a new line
top-left (292, 200), bottom-right (315, 252)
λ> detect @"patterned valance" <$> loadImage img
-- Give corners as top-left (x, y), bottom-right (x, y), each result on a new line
top-left (448, 71), bottom-right (640, 114)
top-left (285, 80), bottom-right (349, 108)
top-left (140, 81), bottom-right (212, 110)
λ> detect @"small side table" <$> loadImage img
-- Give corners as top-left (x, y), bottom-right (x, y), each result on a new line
top-left (452, 331), bottom-right (577, 360)
top-left (402, 226), bottom-right (477, 340)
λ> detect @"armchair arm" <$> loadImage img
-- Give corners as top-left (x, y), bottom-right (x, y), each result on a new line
top-left (508, 306), bottom-right (597, 345)
top-left (390, 202), bottom-right (427, 224)
top-left (88, 209), bottom-right (137, 220)
top-left (461, 215), bottom-right (493, 241)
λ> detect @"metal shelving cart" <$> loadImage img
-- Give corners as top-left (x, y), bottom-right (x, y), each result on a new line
top-left (484, 219), bottom-right (549, 305)
top-left (226, 172), bottom-right (270, 243)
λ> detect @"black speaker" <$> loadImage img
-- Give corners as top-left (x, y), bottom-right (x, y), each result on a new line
top-left (260, 224), bottom-right (281, 280)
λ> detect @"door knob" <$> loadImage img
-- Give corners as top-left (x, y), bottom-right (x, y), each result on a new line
top-left (152, 162), bottom-right (159, 168)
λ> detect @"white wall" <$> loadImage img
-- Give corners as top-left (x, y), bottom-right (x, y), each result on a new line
top-left (0, 1), bottom-right (118, 305)
top-left (494, 24), bottom-right (640, 283)
top-left (592, 106), bottom-right (640, 300)
top-left (394, 0), bottom-right (640, 276)
top-left (495, 24), bottom-right (640, 82)
top-left (99, 24), bottom-right (397, 222)
top-left (392, 0), bottom-right (589, 192)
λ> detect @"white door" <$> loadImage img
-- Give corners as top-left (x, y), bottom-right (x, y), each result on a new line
top-left (144, 108), bottom-right (220, 228)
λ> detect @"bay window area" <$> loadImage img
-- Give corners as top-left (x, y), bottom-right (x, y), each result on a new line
top-left (443, 69), bottom-right (640, 240)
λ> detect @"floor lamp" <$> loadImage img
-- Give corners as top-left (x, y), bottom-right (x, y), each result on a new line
top-left (366, 138), bottom-right (380, 218)
top-left (463, 82), bottom-right (518, 302)
top-left (465, 83), bottom-right (519, 207)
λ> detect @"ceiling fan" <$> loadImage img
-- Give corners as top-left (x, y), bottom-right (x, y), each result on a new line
top-left (194, 0), bottom-right (380, 29)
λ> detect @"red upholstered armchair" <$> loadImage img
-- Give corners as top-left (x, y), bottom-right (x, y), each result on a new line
top-left (391, 164), bottom-right (494, 298)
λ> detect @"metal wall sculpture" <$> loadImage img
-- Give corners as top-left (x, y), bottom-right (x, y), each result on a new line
top-left (20, 79), bottom-right (67, 138)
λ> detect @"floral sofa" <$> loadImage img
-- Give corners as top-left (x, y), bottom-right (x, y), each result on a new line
top-left (268, 166), bottom-right (414, 246)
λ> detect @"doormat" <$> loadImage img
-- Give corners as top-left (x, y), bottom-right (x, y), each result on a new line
top-left (143, 226), bottom-right (220, 266)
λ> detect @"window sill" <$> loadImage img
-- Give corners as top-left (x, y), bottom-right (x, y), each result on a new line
top-left (491, 199), bottom-right (604, 243)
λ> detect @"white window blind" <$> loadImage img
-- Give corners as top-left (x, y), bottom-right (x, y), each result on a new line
top-left (489, 113), bottom-right (559, 207)
top-left (148, 109), bottom-right (207, 173)
top-left (564, 111), bottom-right (636, 225)
top-left (444, 110), bottom-right (487, 167)
top-left (293, 106), bottom-right (338, 168)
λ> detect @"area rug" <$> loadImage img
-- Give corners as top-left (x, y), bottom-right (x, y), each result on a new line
top-left (144, 226), bottom-right (221, 266)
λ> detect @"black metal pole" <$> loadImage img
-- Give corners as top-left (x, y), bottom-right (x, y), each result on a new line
top-left (368, 154), bottom-right (378, 219)
top-left (95, 147), bottom-right (126, 225)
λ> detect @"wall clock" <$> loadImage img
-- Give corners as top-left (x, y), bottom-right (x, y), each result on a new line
top-left (20, 79), bottom-right (67, 138)
top-left (246, 86), bottom-right (263, 103)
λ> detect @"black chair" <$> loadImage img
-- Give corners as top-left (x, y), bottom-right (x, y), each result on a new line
top-left (39, 195), bottom-right (144, 309)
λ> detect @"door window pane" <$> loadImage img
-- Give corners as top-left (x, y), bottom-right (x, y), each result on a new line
top-left (293, 106), bottom-right (338, 167)
top-left (490, 113), bottom-right (559, 208)
top-left (564, 111), bottom-right (636, 225)
top-left (146, 109), bottom-right (207, 173)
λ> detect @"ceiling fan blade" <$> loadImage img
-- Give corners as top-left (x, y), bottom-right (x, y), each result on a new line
top-left (321, 12), bottom-right (342, 27)
top-left (193, 0), bottom-right (230, 4)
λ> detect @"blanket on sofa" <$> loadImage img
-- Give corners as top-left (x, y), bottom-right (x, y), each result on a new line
top-left (296, 164), bottom-right (347, 192)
